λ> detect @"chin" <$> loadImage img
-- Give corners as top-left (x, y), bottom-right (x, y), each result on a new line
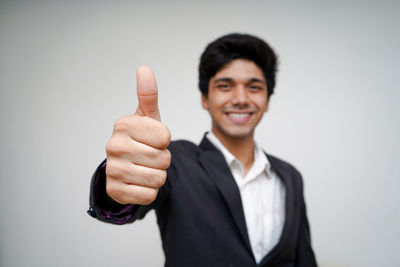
top-left (220, 128), bottom-right (254, 140)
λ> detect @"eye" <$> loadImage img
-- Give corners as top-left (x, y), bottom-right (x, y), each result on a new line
top-left (249, 85), bottom-right (263, 91)
top-left (216, 83), bottom-right (231, 90)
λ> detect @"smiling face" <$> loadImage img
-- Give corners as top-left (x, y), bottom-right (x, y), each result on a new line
top-left (202, 59), bottom-right (269, 142)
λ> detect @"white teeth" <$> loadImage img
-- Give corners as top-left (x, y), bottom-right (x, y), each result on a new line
top-left (229, 113), bottom-right (249, 118)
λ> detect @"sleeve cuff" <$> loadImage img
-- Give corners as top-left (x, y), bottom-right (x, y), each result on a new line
top-left (88, 159), bottom-right (137, 224)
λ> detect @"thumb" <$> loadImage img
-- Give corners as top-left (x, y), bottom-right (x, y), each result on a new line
top-left (135, 65), bottom-right (161, 121)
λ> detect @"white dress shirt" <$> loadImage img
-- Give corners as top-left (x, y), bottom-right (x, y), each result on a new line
top-left (206, 132), bottom-right (286, 263)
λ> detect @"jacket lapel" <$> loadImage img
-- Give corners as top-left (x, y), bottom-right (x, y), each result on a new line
top-left (258, 154), bottom-right (299, 266)
top-left (198, 136), bottom-right (253, 255)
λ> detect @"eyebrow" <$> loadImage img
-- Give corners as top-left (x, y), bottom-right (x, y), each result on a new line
top-left (213, 77), bottom-right (266, 84)
top-left (249, 78), bottom-right (266, 84)
top-left (213, 77), bottom-right (232, 83)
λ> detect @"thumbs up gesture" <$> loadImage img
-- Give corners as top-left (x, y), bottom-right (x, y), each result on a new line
top-left (105, 66), bottom-right (171, 205)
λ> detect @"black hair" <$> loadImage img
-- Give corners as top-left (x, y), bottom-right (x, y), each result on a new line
top-left (198, 33), bottom-right (278, 98)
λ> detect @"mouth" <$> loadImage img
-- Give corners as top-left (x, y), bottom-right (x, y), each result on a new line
top-left (225, 112), bottom-right (253, 124)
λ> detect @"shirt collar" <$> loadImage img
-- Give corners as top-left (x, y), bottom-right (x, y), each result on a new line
top-left (253, 141), bottom-right (272, 178)
top-left (206, 131), bottom-right (236, 166)
top-left (206, 131), bottom-right (272, 178)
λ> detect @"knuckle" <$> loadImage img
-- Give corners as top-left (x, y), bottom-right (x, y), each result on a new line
top-left (105, 161), bottom-right (116, 177)
top-left (114, 116), bottom-right (132, 133)
top-left (108, 184), bottom-right (133, 205)
top-left (141, 189), bottom-right (158, 205)
top-left (159, 170), bottom-right (168, 186)
top-left (106, 139), bottom-right (117, 154)
top-left (106, 139), bottom-right (125, 156)
top-left (158, 126), bottom-right (171, 148)
top-left (105, 160), bottom-right (125, 179)
top-left (105, 140), bottom-right (113, 153)
top-left (153, 170), bottom-right (167, 188)
top-left (160, 149), bottom-right (171, 169)
top-left (106, 181), bottom-right (124, 203)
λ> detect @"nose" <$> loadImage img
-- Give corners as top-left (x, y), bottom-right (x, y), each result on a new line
top-left (231, 86), bottom-right (249, 106)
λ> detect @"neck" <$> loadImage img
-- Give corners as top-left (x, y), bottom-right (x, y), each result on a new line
top-left (212, 130), bottom-right (255, 175)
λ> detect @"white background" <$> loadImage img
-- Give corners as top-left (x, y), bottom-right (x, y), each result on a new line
top-left (1, 1), bottom-right (399, 266)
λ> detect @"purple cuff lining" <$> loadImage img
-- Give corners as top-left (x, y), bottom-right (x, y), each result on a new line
top-left (97, 207), bottom-right (134, 224)
top-left (92, 160), bottom-right (137, 224)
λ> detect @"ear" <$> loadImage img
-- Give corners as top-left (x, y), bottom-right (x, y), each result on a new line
top-left (201, 94), bottom-right (209, 110)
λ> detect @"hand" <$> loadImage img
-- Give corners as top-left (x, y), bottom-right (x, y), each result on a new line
top-left (105, 66), bottom-right (171, 205)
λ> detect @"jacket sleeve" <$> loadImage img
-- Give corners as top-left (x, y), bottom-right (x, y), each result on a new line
top-left (87, 159), bottom-right (162, 224)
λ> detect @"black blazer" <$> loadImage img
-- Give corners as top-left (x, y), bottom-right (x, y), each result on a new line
top-left (88, 136), bottom-right (317, 267)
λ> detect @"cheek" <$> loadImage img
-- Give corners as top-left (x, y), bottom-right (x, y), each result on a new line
top-left (208, 95), bottom-right (227, 110)
top-left (258, 93), bottom-right (269, 109)
top-left (252, 97), bottom-right (268, 110)
top-left (262, 100), bottom-right (269, 112)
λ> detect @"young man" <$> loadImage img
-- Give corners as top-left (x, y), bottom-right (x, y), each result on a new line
top-left (88, 33), bottom-right (317, 266)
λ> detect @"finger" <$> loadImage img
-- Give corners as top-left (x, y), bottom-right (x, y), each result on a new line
top-left (128, 141), bottom-right (171, 169)
top-left (107, 139), bottom-right (171, 169)
top-left (106, 178), bottom-right (159, 205)
top-left (106, 159), bottom-right (167, 188)
top-left (127, 116), bottom-right (170, 149)
top-left (135, 65), bottom-right (161, 121)
top-left (112, 115), bottom-right (170, 149)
